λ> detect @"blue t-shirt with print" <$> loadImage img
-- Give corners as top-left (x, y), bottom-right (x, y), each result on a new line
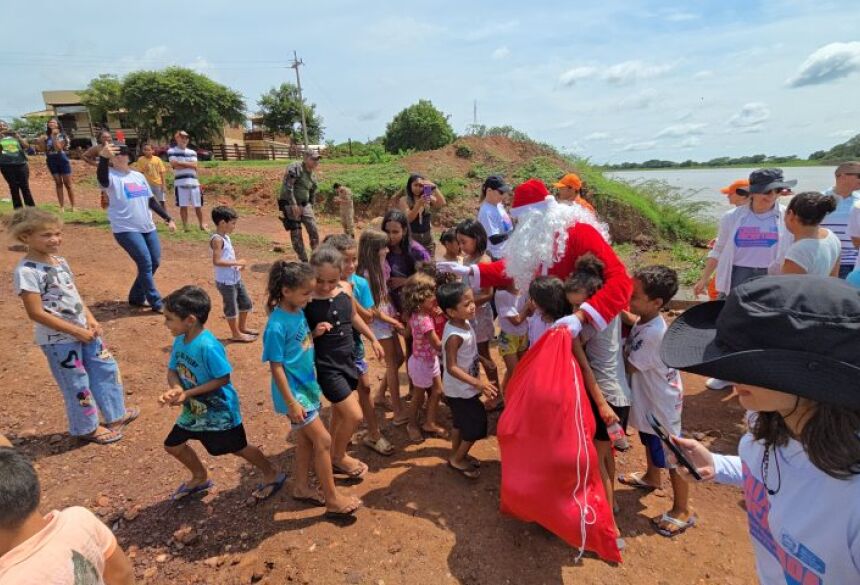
top-left (262, 306), bottom-right (322, 413)
top-left (169, 330), bottom-right (242, 432)
top-left (348, 273), bottom-right (373, 360)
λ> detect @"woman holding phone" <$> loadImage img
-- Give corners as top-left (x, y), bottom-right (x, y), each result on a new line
top-left (399, 174), bottom-right (446, 258)
top-left (39, 119), bottom-right (76, 212)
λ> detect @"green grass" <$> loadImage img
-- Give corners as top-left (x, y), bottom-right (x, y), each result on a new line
top-left (315, 161), bottom-right (407, 204)
top-left (200, 173), bottom-right (261, 191)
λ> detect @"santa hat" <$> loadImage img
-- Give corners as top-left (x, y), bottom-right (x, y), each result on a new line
top-left (511, 178), bottom-right (554, 218)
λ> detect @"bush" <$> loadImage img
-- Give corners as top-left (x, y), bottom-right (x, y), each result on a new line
top-left (455, 144), bottom-right (473, 159)
top-left (383, 100), bottom-right (455, 154)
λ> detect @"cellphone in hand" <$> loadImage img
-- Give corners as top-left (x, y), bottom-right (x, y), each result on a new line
top-left (646, 413), bottom-right (702, 481)
top-left (422, 184), bottom-right (433, 199)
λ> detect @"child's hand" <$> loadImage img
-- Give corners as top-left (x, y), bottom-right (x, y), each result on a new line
top-left (480, 381), bottom-right (498, 400)
top-left (235, 259), bottom-right (247, 270)
top-left (167, 220), bottom-right (177, 233)
top-left (393, 322), bottom-right (406, 336)
top-left (287, 401), bottom-right (307, 424)
top-left (598, 403), bottom-right (620, 425)
top-left (478, 355), bottom-right (497, 374)
top-left (86, 317), bottom-right (103, 338)
top-left (72, 327), bottom-right (96, 344)
top-left (692, 278), bottom-right (708, 298)
top-left (312, 322), bottom-right (333, 337)
top-left (159, 388), bottom-right (185, 406)
top-left (371, 340), bottom-right (385, 361)
top-left (668, 436), bottom-right (716, 481)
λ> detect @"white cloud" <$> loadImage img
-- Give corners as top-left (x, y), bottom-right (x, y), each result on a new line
top-left (693, 70), bottom-right (714, 79)
top-left (828, 129), bottom-right (855, 139)
top-left (602, 60), bottom-right (674, 85)
top-left (617, 88), bottom-right (658, 110)
top-left (787, 42), bottom-right (860, 87)
top-left (728, 102), bottom-right (770, 131)
top-left (621, 141), bottom-right (657, 152)
top-left (656, 123), bottom-right (707, 138)
top-left (491, 46), bottom-right (511, 60)
top-left (465, 20), bottom-right (518, 41)
top-left (559, 66), bottom-right (597, 87)
top-left (584, 132), bottom-right (610, 141)
top-left (678, 136), bottom-right (701, 148)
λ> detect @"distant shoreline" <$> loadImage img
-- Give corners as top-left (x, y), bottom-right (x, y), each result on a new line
top-left (600, 160), bottom-right (830, 172)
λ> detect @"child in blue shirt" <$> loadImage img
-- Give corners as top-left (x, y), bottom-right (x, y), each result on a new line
top-left (159, 286), bottom-right (284, 501)
top-left (262, 261), bottom-right (362, 518)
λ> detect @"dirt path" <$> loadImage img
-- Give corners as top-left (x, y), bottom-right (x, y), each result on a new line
top-left (0, 168), bottom-right (757, 584)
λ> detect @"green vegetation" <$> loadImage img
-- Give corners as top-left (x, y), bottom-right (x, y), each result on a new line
top-left (810, 133), bottom-right (860, 162)
top-left (602, 154), bottom-right (817, 171)
top-left (383, 100), bottom-right (455, 153)
top-left (257, 83), bottom-right (323, 142)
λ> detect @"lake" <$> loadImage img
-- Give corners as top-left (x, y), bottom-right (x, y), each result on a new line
top-left (608, 166), bottom-right (837, 218)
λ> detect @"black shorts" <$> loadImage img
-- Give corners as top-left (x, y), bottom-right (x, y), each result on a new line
top-left (164, 424), bottom-right (248, 456)
top-left (446, 395), bottom-right (488, 442)
top-left (590, 398), bottom-right (630, 442)
top-left (318, 369), bottom-right (358, 404)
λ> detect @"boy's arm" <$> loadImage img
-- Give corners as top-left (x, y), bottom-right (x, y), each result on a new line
top-left (444, 335), bottom-right (497, 397)
top-left (167, 368), bottom-right (183, 390)
top-left (209, 237), bottom-right (244, 268)
top-left (20, 292), bottom-right (93, 342)
top-left (180, 375), bottom-right (231, 400)
top-left (573, 338), bottom-right (617, 423)
top-left (102, 545), bottom-right (135, 585)
top-left (506, 301), bottom-right (532, 326)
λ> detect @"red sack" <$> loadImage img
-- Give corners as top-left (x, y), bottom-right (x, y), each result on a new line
top-left (498, 327), bottom-right (622, 563)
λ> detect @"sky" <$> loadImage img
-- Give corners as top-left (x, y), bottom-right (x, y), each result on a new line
top-left (2, 0), bottom-right (859, 163)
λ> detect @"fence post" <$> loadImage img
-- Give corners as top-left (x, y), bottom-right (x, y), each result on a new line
top-left (270, 145), bottom-right (275, 160)
top-left (233, 144), bottom-right (240, 160)
top-left (219, 144), bottom-right (226, 161)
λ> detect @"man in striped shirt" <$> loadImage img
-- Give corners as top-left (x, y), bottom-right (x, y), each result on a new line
top-left (821, 161), bottom-right (860, 278)
top-left (168, 130), bottom-right (207, 231)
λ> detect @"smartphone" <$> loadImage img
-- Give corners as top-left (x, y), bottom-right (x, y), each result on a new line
top-left (422, 184), bottom-right (433, 199)
top-left (646, 413), bottom-right (702, 481)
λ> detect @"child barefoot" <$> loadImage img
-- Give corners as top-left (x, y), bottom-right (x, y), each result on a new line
top-left (357, 229), bottom-right (408, 423)
top-left (437, 282), bottom-right (498, 479)
top-left (159, 286), bottom-right (284, 501)
top-left (306, 247), bottom-right (385, 480)
top-left (402, 274), bottom-right (446, 442)
top-left (262, 261), bottom-right (362, 517)
top-left (210, 205), bottom-right (257, 342)
top-left (10, 208), bottom-right (137, 445)
top-left (0, 448), bottom-right (135, 584)
top-left (455, 220), bottom-right (501, 406)
top-left (322, 234), bottom-right (394, 456)
top-left (619, 266), bottom-right (694, 538)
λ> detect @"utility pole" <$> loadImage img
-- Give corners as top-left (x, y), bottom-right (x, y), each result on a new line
top-left (290, 50), bottom-right (310, 150)
top-left (473, 100), bottom-right (477, 126)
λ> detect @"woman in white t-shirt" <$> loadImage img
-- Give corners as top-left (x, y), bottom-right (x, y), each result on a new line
top-left (782, 191), bottom-right (840, 276)
top-left (476, 175), bottom-right (514, 261)
top-left (97, 144), bottom-right (176, 312)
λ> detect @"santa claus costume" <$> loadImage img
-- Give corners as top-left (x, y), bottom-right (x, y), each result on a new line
top-left (446, 178), bottom-right (632, 335)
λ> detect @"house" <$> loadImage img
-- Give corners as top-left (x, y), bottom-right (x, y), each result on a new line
top-left (22, 90), bottom-right (246, 151)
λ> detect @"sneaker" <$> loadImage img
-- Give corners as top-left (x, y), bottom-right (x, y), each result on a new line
top-left (705, 378), bottom-right (733, 391)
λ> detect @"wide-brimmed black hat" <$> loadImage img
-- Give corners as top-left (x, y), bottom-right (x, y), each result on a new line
top-left (483, 175), bottom-right (512, 193)
top-left (748, 168), bottom-right (798, 194)
top-left (661, 275), bottom-right (860, 408)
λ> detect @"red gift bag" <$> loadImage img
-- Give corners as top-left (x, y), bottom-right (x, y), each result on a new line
top-left (498, 326), bottom-right (621, 563)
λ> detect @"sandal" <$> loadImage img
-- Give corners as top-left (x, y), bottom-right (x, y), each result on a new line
top-left (447, 460), bottom-right (481, 480)
top-left (618, 472), bottom-right (660, 490)
top-left (652, 512), bottom-right (697, 538)
top-left (293, 492), bottom-right (326, 507)
top-left (392, 415), bottom-right (410, 427)
top-left (252, 472), bottom-right (287, 501)
top-left (362, 435), bottom-right (394, 456)
top-left (171, 479), bottom-right (213, 501)
top-left (111, 406), bottom-right (140, 429)
top-left (80, 428), bottom-right (123, 445)
top-left (406, 424), bottom-right (424, 443)
top-left (332, 461), bottom-right (368, 480)
top-left (421, 426), bottom-right (449, 439)
top-left (325, 498), bottom-right (363, 519)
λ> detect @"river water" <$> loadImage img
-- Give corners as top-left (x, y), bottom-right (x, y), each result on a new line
top-left (608, 166), bottom-right (837, 219)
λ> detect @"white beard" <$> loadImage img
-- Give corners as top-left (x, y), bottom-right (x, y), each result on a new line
top-left (502, 197), bottom-right (611, 292)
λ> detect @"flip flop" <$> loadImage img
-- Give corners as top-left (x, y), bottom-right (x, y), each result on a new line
top-left (324, 499), bottom-right (362, 519)
top-left (652, 513), bottom-right (697, 538)
top-left (293, 492), bottom-right (326, 507)
top-left (421, 426), bottom-right (450, 439)
top-left (171, 479), bottom-right (213, 501)
top-left (80, 428), bottom-right (123, 445)
top-left (447, 460), bottom-right (480, 480)
top-left (114, 406), bottom-right (140, 429)
top-left (391, 416), bottom-right (410, 427)
top-left (618, 472), bottom-right (660, 490)
top-left (465, 455), bottom-right (482, 469)
top-left (332, 461), bottom-right (368, 480)
top-left (362, 435), bottom-right (394, 456)
top-left (252, 472), bottom-right (287, 501)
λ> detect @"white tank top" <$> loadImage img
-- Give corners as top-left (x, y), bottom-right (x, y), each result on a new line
top-left (441, 322), bottom-right (480, 399)
top-left (211, 234), bottom-right (240, 285)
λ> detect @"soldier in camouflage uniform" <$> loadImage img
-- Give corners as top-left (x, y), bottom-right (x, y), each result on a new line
top-left (278, 151), bottom-right (321, 262)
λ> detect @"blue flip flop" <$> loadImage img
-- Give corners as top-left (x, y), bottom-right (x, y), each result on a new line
top-left (171, 479), bottom-right (213, 501)
top-left (253, 472), bottom-right (287, 501)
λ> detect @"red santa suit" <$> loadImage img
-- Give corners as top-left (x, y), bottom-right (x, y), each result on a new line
top-left (472, 178), bottom-right (631, 330)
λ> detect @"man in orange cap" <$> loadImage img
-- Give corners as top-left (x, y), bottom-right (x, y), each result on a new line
top-left (719, 179), bottom-right (750, 207)
top-left (554, 173), bottom-right (596, 215)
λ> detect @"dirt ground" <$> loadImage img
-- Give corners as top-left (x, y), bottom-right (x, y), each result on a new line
top-left (0, 167), bottom-right (757, 584)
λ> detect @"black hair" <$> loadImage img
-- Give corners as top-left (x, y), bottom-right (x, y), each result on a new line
top-left (564, 253), bottom-right (605, 297)
top-left (455, 219), bottom-right (488, 257)
top-left (436, 281), bottom-right (469, 313)
top-left (0, 448), bottom-right (40, 529)
top-left (787, 191), bottom-right (838, 226)
top-left (633, 265), bottom-right (679, 307)
top-left (266, 261), bottom-right (315, 312)
top-left (321, 233), bottom-right (356, 253)
top-left (529, 276), bottom-right (571, 321)
top-left (164, 285), bottom-right (211, 324)
top-left (439, 227), bottom-right (458, 244)
top-left (211, 205), bottom-right (239, 226)
top-left (382, 209), bottom-right (412, 256)
top-left (310, 246), bottom-right (343, 270)
top-left (332, 182), bottom-right (342, 190)
top-left (405, 173), bottom-right (425, 206)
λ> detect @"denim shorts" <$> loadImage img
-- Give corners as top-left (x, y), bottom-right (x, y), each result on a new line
top-left (288, 407), bottom-right (320, 431)
top-left (216, 280), bottom-right (253, 319)
top-left (46, 154), bottom-right (71, 176)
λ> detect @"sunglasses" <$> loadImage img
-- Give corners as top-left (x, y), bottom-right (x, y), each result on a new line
top-left (763, 188), bottom-right (791, 195)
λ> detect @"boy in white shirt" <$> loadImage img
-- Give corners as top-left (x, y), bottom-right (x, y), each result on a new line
top-left (619, 265), bottom-right (693, 538)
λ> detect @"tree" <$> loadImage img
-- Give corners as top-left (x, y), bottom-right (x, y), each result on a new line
top-left (80, 74), bottom-right (123, 125)
top-left (257, 83), bottom-right (323, 143)
top-left (120, 67), bottom-right (245, 143)
top-left (8, 116), bottom-right (51, 138)
top-left (383, 100), bottom-right (455, 153)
